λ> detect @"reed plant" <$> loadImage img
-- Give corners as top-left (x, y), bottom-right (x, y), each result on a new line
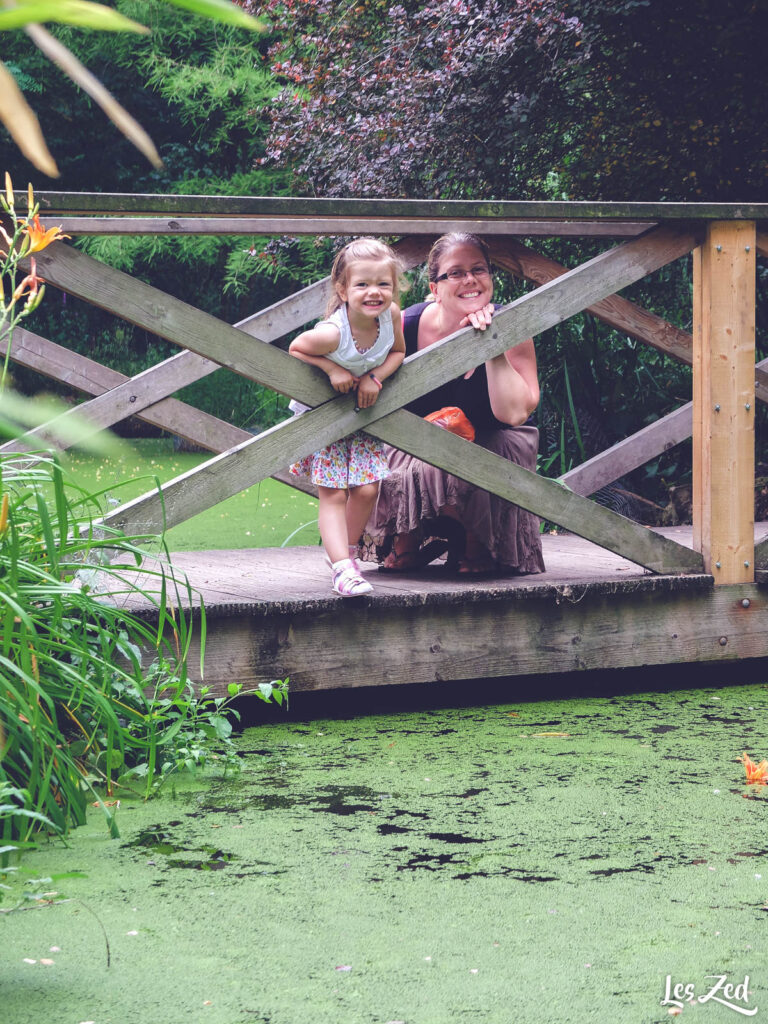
top-left (0, 178), bottom-right (285, 869)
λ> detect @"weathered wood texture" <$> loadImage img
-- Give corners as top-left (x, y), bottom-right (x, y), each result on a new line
top-left (28, 192), bottom-right (768, 220)
top-left (489, 236), bottom-right (694, 364)
top-left (560, 403), bottom-right (694, 496)
top-left (5, 326), bottom-right (695, 568)
top-left (33, 225), bottom-right (702, 570)
top-left (3, 236), bottom-right (429, 458)
top-left (0, 327), bottom-right (314, 493)
top-left (49, 216), bottom-right (655, 238)
top-left (693, 222), bottom-right (756, 583)
top-left (112, 536), bottom-right (768, 694)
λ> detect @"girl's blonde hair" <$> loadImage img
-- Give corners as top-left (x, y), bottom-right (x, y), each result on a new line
top-left (326, 237), bottom-right (406, 316)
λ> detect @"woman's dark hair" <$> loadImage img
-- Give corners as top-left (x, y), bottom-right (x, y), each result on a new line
top-left (426, 232), bottom-right (492, 283)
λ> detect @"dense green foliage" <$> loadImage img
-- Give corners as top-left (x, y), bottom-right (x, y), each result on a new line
top-left (252, 0), bottom-right (767, 202)
top-left (569, 0), bottom-right (768, 202)
top-left (3, 1), bottom-right (298, 432)
top-left (2, 0), bottom-right (765, 501)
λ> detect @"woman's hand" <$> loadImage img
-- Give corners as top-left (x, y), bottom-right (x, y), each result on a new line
top-left (328, 366), bottom-right (358, 393)
top-left (459, 302), bottom-right (494, 331)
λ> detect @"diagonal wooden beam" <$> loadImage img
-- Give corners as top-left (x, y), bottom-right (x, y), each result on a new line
top-left (97, 389), bottom-right (701, 573)
top-left (6, 237), bottom-right (432, 454)
top-left (560, 403), bottom-right (693, 497)
top-left (559, 352), bottom-right (768, 498)
top-left (489, 236), bottom-right (694, 363)
top-left (490, 237), bottom-right (768, 403)
top-left (377, 414), bottom-right (703, 574)
top-left (0, 347), bottom-right (218, 454)
top-left (30, 226), bottom-right (698, 411)
top-left (0, 325), bottom-right (315, 493)
top-left (94, 225), bottom-right (703, 572)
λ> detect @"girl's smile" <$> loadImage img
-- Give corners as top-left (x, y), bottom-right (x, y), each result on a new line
top-left (339, 258), bottom-right (395, 321)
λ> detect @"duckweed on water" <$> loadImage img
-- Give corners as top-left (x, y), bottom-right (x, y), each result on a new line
top-left (3, 683), bottom-right (768, 1023)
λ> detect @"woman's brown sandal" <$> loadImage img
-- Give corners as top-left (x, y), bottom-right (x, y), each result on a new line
top-left (377, 538), bottom-right (450, 573)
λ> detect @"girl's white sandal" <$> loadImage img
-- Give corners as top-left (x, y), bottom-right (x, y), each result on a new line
top-left (330, 559), bottom-right (373, 597)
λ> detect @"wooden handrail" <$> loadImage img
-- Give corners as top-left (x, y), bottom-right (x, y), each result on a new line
top-left (26, 192), bottom-right (768, 221)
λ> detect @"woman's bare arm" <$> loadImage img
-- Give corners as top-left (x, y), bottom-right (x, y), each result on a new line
top-left (485, 338), bottom-right (540, 426)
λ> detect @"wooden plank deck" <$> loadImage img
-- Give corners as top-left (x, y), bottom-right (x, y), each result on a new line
top-left (115, 526), bottom-right (768, 695)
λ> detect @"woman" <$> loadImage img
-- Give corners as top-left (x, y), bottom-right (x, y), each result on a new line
top-left (359, 232), bottom-right (545, 576)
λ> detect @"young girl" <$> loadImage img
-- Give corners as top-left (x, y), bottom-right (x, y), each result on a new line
top-left (288, 238), bottom-right (406, 597)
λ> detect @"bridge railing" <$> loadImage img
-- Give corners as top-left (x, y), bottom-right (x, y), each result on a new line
top-left (3, 195), bottom-right (766, 582)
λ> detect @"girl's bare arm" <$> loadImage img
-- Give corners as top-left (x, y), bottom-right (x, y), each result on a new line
top-left (289, 324), bottom-right (357, 392)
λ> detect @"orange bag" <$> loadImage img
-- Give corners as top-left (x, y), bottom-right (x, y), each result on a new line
top-left (424, 406), bottom-right (475, 442)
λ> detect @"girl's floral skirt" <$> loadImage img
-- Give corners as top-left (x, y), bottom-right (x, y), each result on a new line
top-left (290, 431), bottom-right (390, 489)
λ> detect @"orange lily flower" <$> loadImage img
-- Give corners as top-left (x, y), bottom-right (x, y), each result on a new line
top-left (740, 752), bottom-right (768, 785)
top-left (21, 213), bottom-right (69, 254)
top-left (11, 257), bottom-right (39, 303)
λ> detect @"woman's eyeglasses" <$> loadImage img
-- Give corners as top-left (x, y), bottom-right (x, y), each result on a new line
top-left (435, 265), bottom-right (491, 283)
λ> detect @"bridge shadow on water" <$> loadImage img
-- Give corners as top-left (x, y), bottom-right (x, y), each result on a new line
top-left (235, 656), bottom-right (768, 727)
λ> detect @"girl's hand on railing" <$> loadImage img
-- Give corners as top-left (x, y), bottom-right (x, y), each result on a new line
top-left (355, 373), bottom-right (381, 409)
top-left (328, 366), bottom-right (358, 393)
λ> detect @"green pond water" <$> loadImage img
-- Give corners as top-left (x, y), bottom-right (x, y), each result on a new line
top-left (4, 681), bottom-right (768, 1024)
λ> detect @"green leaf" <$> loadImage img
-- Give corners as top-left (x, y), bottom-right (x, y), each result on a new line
top-left (213, 715), bottom-right (232, 740)
top-left (159, 0), bottom-right (265, 31)
top-left (0, 1), bottom-right (150, 33)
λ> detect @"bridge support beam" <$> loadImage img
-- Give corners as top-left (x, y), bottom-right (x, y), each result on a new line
top-left (693, 221), bottom-right (756, 583)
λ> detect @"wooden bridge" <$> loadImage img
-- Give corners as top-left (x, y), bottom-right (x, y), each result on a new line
top-left (3, 195), bottom-right (768, 695)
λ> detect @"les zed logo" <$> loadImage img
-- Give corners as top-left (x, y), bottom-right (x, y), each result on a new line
top-left (662, 974), bottom-right (757, 1016)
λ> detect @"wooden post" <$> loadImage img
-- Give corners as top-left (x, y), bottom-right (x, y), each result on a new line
top-left (692, 221), bottom-right (756, 582)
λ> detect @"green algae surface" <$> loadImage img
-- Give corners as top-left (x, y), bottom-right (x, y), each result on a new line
top-left (4, 684), bottom-right (768, 1023)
